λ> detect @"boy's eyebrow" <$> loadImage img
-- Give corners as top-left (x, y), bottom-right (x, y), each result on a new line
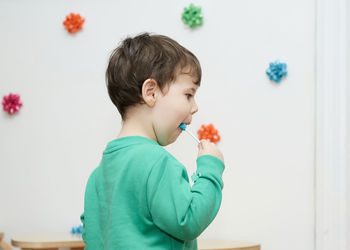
top-left (185, 87), bottom-right (197, 93)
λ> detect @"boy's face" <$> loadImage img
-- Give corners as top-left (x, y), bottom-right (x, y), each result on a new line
top-left (152, 73), bottom-right (199, 146)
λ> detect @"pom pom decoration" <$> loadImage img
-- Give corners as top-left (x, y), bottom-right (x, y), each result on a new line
top-left (2, 93), bottom-right (22, 115)
top-left (266, 60), bottom-right (287, 83)
top-left (70, 225), bottom-right (83, 234)
top-left (63, 13), bottom-right (85, 34)
top-left (197, 123), bottom-right (221, 144)
top-left (182, 4), bottom-right (203, 29)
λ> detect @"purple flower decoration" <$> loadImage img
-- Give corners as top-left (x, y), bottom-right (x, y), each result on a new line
top-left (266, 60), bottom-right (287, 83)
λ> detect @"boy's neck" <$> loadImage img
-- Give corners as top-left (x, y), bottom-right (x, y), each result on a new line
top-left (117, 110), bottom-right (157, 143)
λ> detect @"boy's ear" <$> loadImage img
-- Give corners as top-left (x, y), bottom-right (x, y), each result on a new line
top-left (141, 79), bottom-right (159, 107)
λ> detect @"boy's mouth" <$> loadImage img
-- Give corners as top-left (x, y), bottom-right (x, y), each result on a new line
top-left (178, 121), bottom-right (191, 131)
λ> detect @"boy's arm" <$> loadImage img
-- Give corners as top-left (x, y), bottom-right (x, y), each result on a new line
top-left (146, 154), bottom-right (225, 241)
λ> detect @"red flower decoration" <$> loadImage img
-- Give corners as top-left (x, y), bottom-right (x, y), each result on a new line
top-left (197, 123), bottom-right (221, 144)
top-left (2, 93), bottom-right (23, 115)
top-left (63, 13), bottom-right (85, 33)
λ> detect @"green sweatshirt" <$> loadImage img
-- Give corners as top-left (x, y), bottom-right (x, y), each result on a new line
top-left (81, 136), bottom-right (224, 250)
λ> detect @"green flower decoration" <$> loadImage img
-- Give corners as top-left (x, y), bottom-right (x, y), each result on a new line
top-left (182, 4), bottom-right (203, 29)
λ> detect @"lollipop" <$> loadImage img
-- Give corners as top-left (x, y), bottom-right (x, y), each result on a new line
top-left (179, 123), bottom-right (200, 143)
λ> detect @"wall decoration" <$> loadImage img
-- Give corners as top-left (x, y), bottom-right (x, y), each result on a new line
top-left (182, 3), bottom-right (203, 29)
top-left (63, 13), bottom-right (85, 34)
top-left (70, 225), bottom-right (83, 234)
top-left (266, 60), bottom-right (287, 83)
top-left (2, 93), bottom-right (22, 115)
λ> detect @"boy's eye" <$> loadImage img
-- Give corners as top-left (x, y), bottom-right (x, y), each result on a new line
top-left (186, 94), bottom-right (193, 99)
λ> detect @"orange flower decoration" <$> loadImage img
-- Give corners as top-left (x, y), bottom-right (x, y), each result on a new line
top-left (197, 123), bottom-right (221, 143)
top-left (63, 13), bottom-right (85, 33)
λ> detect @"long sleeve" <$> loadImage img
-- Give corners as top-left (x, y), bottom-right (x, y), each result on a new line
top-left (146, 154), bottom-right (225, 241)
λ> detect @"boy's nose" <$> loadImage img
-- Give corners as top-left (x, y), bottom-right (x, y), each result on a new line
top-left (191, 102), bottom-right (198, 115)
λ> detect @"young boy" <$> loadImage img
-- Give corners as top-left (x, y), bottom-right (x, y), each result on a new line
top-left (81, 33), bottom-right (225, 250)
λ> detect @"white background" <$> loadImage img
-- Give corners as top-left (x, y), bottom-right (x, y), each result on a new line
top-left (347, 0), bottom-right (350, 248)
top-left (0, 0), bottom-right (315, 249)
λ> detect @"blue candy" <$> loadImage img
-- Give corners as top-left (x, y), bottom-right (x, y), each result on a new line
top-left (179, 123), bottom-right (187, 131)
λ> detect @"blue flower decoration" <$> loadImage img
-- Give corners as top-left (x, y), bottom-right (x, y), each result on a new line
top-left (266, 60), bottom-right (287, 83)
top-left (71, 225), bottom-right (83, 234)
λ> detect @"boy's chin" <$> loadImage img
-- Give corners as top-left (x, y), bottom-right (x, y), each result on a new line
top-left (158, 134), bottom-right (179, 146)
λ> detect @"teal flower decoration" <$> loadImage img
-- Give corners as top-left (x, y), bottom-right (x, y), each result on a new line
top-left (182, 4), bottom-right (203, 29)
top-left (266, 60), bottom-right (287, 83)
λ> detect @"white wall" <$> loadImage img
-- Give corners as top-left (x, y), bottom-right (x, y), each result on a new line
top-left (0, 0), bottom-right (315, 249)
top-left (347, 0), bottom-right (350, 248)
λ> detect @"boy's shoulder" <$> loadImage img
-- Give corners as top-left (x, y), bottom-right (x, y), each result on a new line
top-left (130, 141), bottom-right (178, 163)
top-left (103, 136), bottom-right (177, 163)
top-left (123, 140), bottom-right (182, 170)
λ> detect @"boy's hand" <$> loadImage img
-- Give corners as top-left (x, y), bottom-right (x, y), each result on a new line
top-left (197, 140), bottom-right (224, 163)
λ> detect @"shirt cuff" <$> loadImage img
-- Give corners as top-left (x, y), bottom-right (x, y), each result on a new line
top-left (195, 155), bottom-right (225, 188)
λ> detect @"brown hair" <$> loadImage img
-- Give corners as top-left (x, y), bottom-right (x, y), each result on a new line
top-left (106, 32), bottom-right (201, 120)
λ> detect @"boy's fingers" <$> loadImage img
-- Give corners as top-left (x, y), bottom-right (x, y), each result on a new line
top-left (199, 140), bottom-right (206, 148)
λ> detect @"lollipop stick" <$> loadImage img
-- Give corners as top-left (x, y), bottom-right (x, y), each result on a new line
top-left (185, 129), bottom-right (200, 143)
top-left (179, 123), bottom-right (200, 143)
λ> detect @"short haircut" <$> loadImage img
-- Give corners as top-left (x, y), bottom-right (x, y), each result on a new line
top-left (105, 32), bottom-right (202, 120)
